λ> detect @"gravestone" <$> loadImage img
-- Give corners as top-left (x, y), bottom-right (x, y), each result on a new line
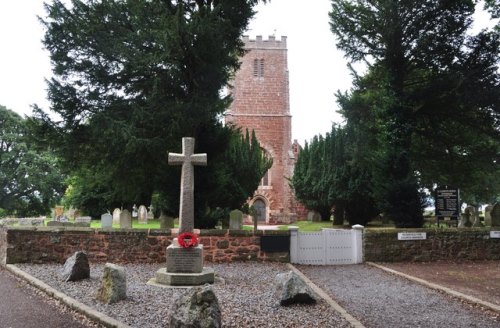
top-left (307, 210), bottom-right (321, 222)
top-left (120, 209), bottom-right (132, 229)
top-left (484, 205), bottom-right (493, 226)
top-left (151, 137), bottom-right (214, 287)
top-left (132, 204), bottom-right (138, 219)
top-left (229, 209), bottom-right (243, 230)
top-left (459, 207), bottom-right (474, 228)
top-left (101, 213), bottom-right (113, 229)
top-left (491, 203), bottom-right (500, 227)
top-left (112, 208), bottom-right (121, 225)
top-left (148, 204), bottom-right (154, 220)
top-left (159, 213), bottom-right (174, 229)
top-left (138, 205), bottom-right (148, 224)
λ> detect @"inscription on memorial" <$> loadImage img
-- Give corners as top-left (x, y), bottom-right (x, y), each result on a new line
top-left (166, 247), bottom-right (203, 273)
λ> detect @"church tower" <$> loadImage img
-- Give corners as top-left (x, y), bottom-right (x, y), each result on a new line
top-left (226, 35), bottom-right (299, 223)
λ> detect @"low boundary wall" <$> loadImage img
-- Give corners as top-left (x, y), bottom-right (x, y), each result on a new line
top-left (364, 228), bottom-right (500, 262)
top-left (0, 227), bottom-right (290, 265)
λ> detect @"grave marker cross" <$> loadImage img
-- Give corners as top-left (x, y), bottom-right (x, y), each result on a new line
top-left (168, 137), bottom-right (207, 233)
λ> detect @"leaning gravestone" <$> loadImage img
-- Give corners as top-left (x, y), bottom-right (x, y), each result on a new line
top-left (229, 209), bottom-right (243, 230)
top-left (491, 203), bottom-right (500, 227)
top-left (119, 209), bottom-right (132, 229)
top-left (484, 205), bottom-right (493, 226)
top-left (138, 205), bottom-right (148, 224)
top-left (101, 213), bottom-right (113, 229)
top-left (169, 285), bottom-right (221, 328)
top-left (61, 251), bottom-right (90, 282)
top-left (151, 137), bottom-right (214, 286)
top-left (112, 208), bottom-right (121, 225)
top-left (96, 263), bottom-right (127, 304)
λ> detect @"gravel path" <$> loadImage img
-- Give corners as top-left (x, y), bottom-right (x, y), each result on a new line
top-left (297, 264), bottom-right (500, 328)
top-left (16, 262), bottom-right (351, 328)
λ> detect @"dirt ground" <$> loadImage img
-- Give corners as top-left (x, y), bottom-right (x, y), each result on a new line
top-left (379, 261), bottom-right (500, 306)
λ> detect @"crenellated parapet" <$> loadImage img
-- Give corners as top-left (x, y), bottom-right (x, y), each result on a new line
top-left (242, 35), bottom-right (287, 50)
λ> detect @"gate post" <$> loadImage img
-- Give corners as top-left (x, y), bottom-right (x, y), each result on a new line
top-left (288, 226), bottom-right (299, 263)
top-left (352, 224), bottom-right (364, 264)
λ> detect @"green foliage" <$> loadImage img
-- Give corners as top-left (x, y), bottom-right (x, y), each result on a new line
top-left (31, 0), bottom-right (266, 227)
top-left (330, 0), bottom-right (500, 226)
top-left (0, 105), bottom-right (65, 217)
top-left (292, 125), bottom-right (378, 225)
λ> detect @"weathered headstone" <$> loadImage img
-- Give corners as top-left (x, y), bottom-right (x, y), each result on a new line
top-left (159, 213), bottom-right (174, 229)
top-left (274, 271), bottom-right (318, 306)
top-left (132, 204), bottom-right (138, 218)
top-left (307, 210), bottom-right (321, 222)
top-left (152, 137), bottom-right (214, 287)
top-left (112, 208), bottom-right (121, 225)
top-left (459, 206), bottom-right (474, 228)
top-left (148, 204), bottom-right (154, 220)
top-left (138, 205), bottom-right (148, 224)
top-left (484, 205), bottom-right (493, 226)
top-left (470, 206), bottom-right (483, 227)
top-left (169, 285), bottom-right (221, 328)
top-left (101, 213), bottom-right (113, 229)
top-left (229, 209), bottom-right (243, 230)
top-left (96, 263), bottom-right (126, 304)
top-left (61, 251), bottom-right (90, 282)
top-left (491, 203), bottom-right (500, 227)
top-left (119, 209), bottom-right (132, 229)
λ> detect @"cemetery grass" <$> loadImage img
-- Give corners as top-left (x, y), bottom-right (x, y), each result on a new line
top-left (278, 221), bottom-right (336, 231)
top-left (379, 261), bottom-right (500, 307)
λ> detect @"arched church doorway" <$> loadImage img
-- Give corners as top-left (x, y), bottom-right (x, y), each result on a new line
top-left (253, 199), bottom-right (267, 222)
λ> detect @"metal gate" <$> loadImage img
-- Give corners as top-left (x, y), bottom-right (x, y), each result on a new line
top-left (289, 226), bottom-right (363, 265)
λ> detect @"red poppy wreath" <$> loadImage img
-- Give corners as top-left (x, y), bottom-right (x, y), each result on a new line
top-left (177, 232), bottom-right (199, 248)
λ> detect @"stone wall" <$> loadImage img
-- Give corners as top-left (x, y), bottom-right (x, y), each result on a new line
top-left (364, 228), bottom-right (500, 262)
top-left (0, 227), bottom-right (290, 265)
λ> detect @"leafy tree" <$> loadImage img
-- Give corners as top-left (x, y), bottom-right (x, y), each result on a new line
top-left (31, 0), bottom-right (266, 225)
top-left (0, 105), bottom-right (65, 217)
top-left (330, 0), bottom-right (500, 227)
top-left (292, 125), bottom-right (378, 225)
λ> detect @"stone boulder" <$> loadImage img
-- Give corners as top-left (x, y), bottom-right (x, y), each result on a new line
top-left (61, 251), bottom-right (90, 282)
top-left (96, 263), bottom-right (127, 304)
top-left (169, 285), bottom-right (221, 328)
top-left (274, 271), bottom-right (318, 306)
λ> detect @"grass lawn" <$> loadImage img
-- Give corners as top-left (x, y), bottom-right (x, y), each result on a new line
top-left (278, 220), bottom-right (338, 231)
top-left (89, 219), bottom-right (164, 229)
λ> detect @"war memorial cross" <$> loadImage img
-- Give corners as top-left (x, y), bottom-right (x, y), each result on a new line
top-left (168, 137), bottom-right (207, 233)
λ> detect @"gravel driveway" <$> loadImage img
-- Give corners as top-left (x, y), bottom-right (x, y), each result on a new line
top-left (297, 264), bottom-right (499, 328)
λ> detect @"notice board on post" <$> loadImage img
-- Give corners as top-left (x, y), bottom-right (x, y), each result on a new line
top-left (435, 187), bottom-right (460, 226)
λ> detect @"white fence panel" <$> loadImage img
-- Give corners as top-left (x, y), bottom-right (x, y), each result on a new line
top-left (289, 225), bottom-right (364, 265)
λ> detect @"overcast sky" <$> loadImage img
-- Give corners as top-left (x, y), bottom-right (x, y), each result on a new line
top-left (0, 1), bottom-right (496, 144)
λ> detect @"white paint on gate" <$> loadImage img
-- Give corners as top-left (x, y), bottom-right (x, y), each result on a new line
top-left (289, 225), bottom-right (364, 265)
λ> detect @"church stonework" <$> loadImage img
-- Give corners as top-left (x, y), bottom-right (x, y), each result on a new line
top-left (226, 35), bottom-right (304, 223)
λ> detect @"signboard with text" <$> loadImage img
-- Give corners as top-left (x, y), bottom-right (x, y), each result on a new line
top-left (435, 188), bottom-right (460, 219)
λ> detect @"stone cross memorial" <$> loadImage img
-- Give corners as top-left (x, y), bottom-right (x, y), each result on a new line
top-left (168, 137), bottom-right (207, 233)
top-left (150, 137), bottom-right (214, 287)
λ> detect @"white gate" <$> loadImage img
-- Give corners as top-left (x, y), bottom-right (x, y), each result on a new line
top-left (289, 225), bottom-right (364, 265)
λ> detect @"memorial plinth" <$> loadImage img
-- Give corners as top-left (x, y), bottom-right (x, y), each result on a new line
top-left (150, 238), bottom-right (215, 287)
